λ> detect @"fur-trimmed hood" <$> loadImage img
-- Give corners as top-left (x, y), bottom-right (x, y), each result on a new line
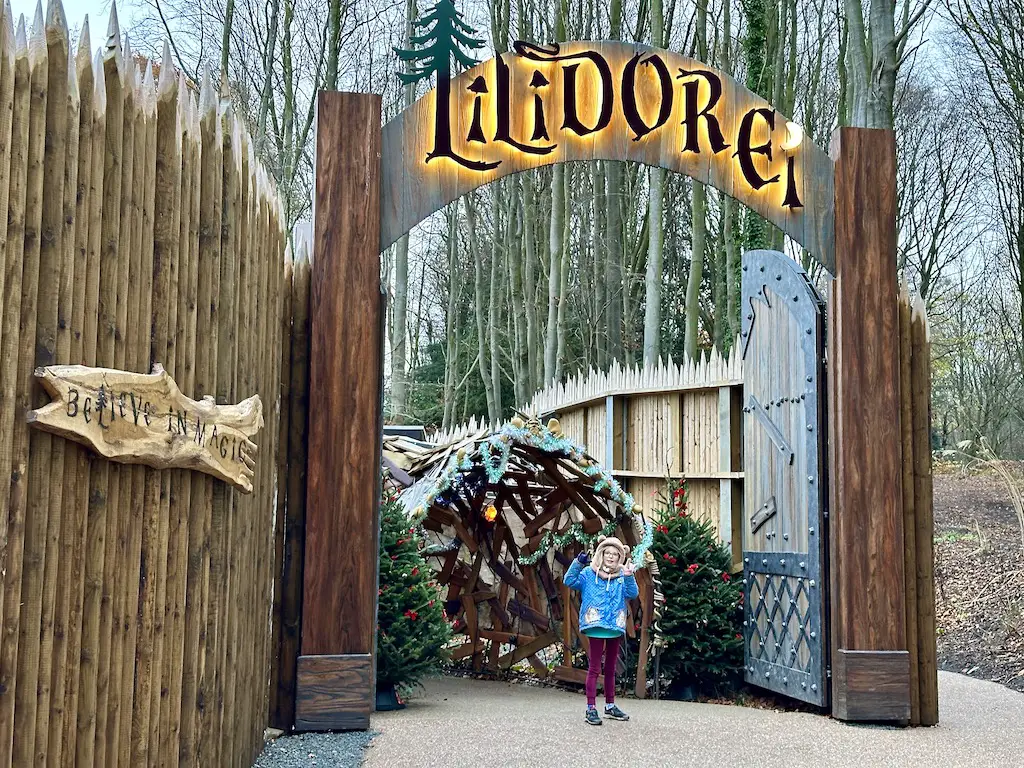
top-left (591, 535), bottom-right (630, 578)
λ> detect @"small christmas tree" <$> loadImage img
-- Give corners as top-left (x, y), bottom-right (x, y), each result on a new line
top-left (394, 0), bottom-right (485, 87)
top-left (394, 0), bottom-right (497, 169)
top-left (652, 480), bottom-right (744, 696)
top-left (376, 481), bottom-right (452, 697)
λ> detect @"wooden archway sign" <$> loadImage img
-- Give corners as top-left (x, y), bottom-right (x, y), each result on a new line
top-left (299, 42), bottom-right (909, 731)
top-left (379, 41), bottom-right (835, 272)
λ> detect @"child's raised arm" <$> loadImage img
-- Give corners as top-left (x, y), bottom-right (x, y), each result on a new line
top-left (622, 562), bottom-right (639, 600)
top-left (563, 552), bottom-right (589, 590)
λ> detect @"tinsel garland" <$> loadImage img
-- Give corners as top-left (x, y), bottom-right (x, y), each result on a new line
top-left (414, 419), bottom-right (637, 521)
top-left (516, 516), bottom-right (655, 569)
top-left (515, 518), bottom-right (622, 566)
top-left (478, 436), bottom-right (512, 483)
top-left (630, 518), bottom-right (655, 566)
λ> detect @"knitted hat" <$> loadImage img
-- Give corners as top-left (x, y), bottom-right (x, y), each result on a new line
top-left (591, 535), bottom-right (630, 576)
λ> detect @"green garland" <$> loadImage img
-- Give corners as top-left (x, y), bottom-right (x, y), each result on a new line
top-left (516, 518), bottom-right (622, 566)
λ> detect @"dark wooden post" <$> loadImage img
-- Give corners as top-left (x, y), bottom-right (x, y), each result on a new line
top-left (827, 127), bottom-right (911, 722)
top-left (297, 92), bottom-right (383, 731)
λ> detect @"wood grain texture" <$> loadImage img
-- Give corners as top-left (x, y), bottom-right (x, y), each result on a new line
top-left (832, 650), bottom-right (910, 722)
top-left (910, 303), bottom-right (938, 726)
top-left (828, 127), bottom-right (909, 719)
top-left (302, 92), bottom-right (383, 657)
top-left (27, 365), bottom-right (263, 491)
top-left (294, 655), bottom-right (372, 732)
top-left (898, 291), bottom-right (919, 725)
top-left (381, 42), bottom-right (834, 272)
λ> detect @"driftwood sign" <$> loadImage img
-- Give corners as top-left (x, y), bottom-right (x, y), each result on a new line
top-left (28, 364), bottom-right (263, 493)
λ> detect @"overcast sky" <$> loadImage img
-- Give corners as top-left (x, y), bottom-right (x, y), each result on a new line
top-left (9, 0), bottom-right (116, 40)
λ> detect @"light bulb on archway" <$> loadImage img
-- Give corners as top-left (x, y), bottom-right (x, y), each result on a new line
top-left (781, 121), bottom-right (803, 152)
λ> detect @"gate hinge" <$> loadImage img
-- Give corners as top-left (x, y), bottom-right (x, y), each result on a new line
top-left (826, 667), bottom-right (832, 679)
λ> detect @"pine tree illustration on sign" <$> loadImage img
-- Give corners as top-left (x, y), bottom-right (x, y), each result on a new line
top-left (394, 0), bottom-right (498, 170)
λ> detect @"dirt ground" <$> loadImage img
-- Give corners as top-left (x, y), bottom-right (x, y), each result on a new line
top-left (934, 466), bottom-right (1024, 692)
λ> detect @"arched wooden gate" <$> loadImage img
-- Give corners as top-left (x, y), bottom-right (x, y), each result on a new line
top-left (740, 249), bottom-right (828, 706)
top-left (295, 41), bottom-right (912, 729)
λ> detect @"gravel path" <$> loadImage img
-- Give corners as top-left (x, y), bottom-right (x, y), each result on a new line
top-left (253, 731), bottom-right (377, 768)
top-left (363, 672), bottom-right (1023, 767)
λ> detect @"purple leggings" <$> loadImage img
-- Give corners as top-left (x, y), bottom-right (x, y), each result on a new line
top-left (585, 635), bottom-right (622, 707)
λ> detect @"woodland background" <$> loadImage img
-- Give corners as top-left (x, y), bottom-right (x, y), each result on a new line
top-left (99, 0), bottom-right (1024, 456)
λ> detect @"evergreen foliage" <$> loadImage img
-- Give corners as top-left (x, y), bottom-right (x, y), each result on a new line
top-left (394, 0), bottom-right (486, 85)
top-left (376, 482), bottom-right (453, 692)
top-left (652, 480), bottom-right (744, 693)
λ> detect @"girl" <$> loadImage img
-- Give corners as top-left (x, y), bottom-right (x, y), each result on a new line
top-left (563, 535), bottom-right (639, 725)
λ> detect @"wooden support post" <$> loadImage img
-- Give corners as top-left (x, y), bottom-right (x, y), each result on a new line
top-left (827, 127), bottom-right (910, 722)
top-left (605, 395), bottom-right (625, 472)
top-left (910, 302), bottom-right (938, 725)
top-left (298, 92), bottom-right (382, 732)
top-left (717, 386), bottom-right (742, 565)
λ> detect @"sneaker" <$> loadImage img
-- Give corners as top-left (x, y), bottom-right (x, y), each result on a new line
top-left (603, 704), bottom-right (629, 721)
top-left (585, 707), bottom-right (603, 726)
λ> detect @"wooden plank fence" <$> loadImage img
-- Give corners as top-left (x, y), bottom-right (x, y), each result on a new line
top-left (899, 287), bottom-right (938, 726)
top-left (509, 350), bottom-right (744, 565)
top-left (0, 5), bottom-right (292, 766)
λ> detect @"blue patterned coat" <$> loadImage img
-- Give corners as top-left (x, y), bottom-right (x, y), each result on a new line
top-left (563, 559), bottom-right (639, 636)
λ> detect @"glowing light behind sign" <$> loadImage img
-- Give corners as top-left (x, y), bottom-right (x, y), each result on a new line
top-left (380, 41), bottom-right (835, 272)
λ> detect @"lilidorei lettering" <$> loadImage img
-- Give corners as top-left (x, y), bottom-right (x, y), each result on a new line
top-left (416, 41), bottom-right (804, 209)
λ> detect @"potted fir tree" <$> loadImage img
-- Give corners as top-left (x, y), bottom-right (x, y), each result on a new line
top-left (375, 485), bottom-right (452, 710)
top-left (651, 480), bottom-right (745, 699)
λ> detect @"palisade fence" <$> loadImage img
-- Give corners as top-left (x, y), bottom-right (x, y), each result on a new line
top-left (0, 4), bottom-right (305, 766)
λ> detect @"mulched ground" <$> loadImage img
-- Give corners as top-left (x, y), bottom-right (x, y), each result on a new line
top-left (934, 466), bottom-right (1024, 692)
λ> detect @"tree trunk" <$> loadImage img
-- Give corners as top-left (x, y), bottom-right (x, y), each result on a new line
top-left (389, 0), bottom-right (418, 421)
top-left (488, 185), bottom-right (504, 422)
top-left (594, 161), bottom-right (607, 368)
top-left (686, 0), bottom-right (710, 359)
top-left (220, 0), bottom-right (236, 78)
top-left (466, 197), bottom-right (498, 422)
top-left (508, 178), bottom-right (529, 405)
top-left (740, 0), bottom-right (772, 251)
top-left (605, 162), bottom-right (624, 362)
top-left (256, 0), bottom-right (281, 150)
top-left (523, 175), bottom-right (539, 396)
top-left (605, 0), bottom-right (624, 363)
top-left (713, 210), bottom-right (729, 352)
top-left (442, 205), bottom-right (459, 431)
top-left (325, 0), bottom-right (342, 90)
top-left (685, 180), bottom-right (707, 358)
top-left (844, 0), bottom-right (898, 129)
top-left (555, 166), bottom-right (571, 382)
top-left (643, 0), bottom-right (665, 365)
top-left (544, 164), bottom-right (564, 386)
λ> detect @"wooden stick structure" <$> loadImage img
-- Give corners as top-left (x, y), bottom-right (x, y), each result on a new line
top-left (0, 4), bottom-right (289, 766)
top-left (384, 417), bottom-right (664, 694)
